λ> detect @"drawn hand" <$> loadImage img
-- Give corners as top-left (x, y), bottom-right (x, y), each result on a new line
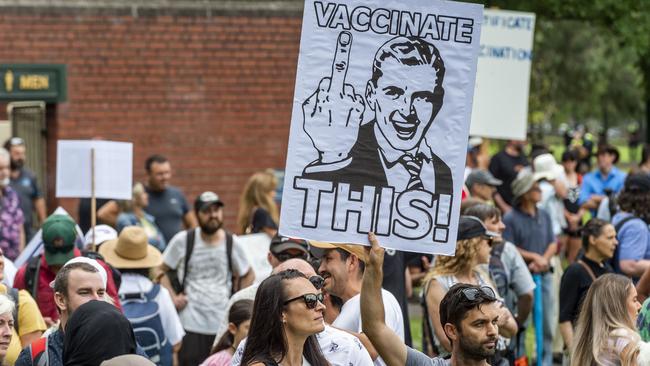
top-left (303, 31), bottom-right (365, 164)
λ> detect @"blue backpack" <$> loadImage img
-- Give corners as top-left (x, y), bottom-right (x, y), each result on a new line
top-left (120, 284), bottom-right (172, 366)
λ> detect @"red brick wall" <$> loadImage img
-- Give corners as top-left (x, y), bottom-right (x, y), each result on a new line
top-left (0, 7), bottom-right (302, 229)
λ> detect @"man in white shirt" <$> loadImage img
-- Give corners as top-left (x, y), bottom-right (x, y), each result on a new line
top-left (311, 241), bottom-right (404, 366)
top-left (230, 258), bottom-right (373, 366)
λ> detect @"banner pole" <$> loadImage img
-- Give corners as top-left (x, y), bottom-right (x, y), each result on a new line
top-left (90, 148), bottom-right (96, 252)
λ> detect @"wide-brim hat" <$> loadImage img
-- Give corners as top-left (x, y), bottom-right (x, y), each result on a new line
top-left (308, 241), bottom-right (368, 263)
top-left (511, 169), bottom-right (542, 202)
top-left (533, 153), bottom-right (561, 181)
top-left (99, 226), bottom-right (162, 269)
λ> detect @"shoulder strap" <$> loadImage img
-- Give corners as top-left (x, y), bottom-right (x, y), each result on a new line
top-left (25, 255), bottom-right (42, 302)
top-left (30, 336), bottom-right (47, 363)
top-left (146, 283), bottom-right (161, 301)
top-left (615, 216), bottom-right (641, 232)
top-left (226, 232), bottom-right (237, 294)
top-left (577, 259), bottom-right (597, 282)
top-left (181, 229), bottom-right (196, 293)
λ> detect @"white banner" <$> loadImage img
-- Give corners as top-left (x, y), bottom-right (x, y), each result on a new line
top-left (279, 0), bottom-right (483, 255)
top-left (470, 9), bottom-right (536, 140)
top-left (56, 140), bottom-right (133, 200)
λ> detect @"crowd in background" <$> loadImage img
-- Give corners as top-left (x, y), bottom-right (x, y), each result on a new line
top-left (0, 134), bottom-right (650, 366)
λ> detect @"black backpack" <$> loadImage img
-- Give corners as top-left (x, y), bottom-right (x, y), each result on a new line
top-left (24, 250), bottom-right (122, 302)
top-left (612, 215), bottom-right (645, 273)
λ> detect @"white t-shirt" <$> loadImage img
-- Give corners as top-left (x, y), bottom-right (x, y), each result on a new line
top-left (332, 289), bottom-right (404, 366)
top-left (214, 283), bottom-right (259, 339)
top-left (231, 325), bottom-right (373, 366)
top-left (163, 229), bottom-right (251, 334)
top-left (118, 273), bottom-right (185, 346)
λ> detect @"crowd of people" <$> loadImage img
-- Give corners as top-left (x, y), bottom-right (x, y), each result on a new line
top-left (1, 134), bottom-right (650, 366)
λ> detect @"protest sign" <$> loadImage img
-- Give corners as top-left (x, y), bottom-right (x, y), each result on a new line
top-left (470, 9), bottom-right (536, 140)
top-left (56, 140), bottom-right (133, 200)
top-left (279, 0), bottom-right (483, 255)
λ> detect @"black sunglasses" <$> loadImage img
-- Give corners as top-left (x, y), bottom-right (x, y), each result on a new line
top-left (284, 293), bottom-right (324, 309)
top-left (461, 286), bottom-right (496, 301)
top-left (309, 275), bottom-right (325, 290)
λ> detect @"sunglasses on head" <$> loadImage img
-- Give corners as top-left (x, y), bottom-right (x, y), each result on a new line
top-left (461, 286), bottom-right (496, 301)
top-left (309, 275), bottom-right (324, 290)
top-left (284, 293), bottom-right (324, 309)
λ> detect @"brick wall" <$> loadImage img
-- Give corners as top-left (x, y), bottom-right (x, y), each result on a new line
top-left (0, 2), bottom-right (303, 229)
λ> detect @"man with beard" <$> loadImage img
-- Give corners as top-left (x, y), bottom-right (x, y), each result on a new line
top-left (361, 232), bottom-right (499, 366)
top-left (488, 140), bottom-right (529, 213)
top-left (160, 191), bottom-right (254, 366)
top-left (4, 138), bottom-right (46, 241)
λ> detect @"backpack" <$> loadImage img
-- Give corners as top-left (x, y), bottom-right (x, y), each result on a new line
top-left (166, 229), bottom-right (238, 295)
top-left (24, 250), bottom-right (122, 302)
top-left (120, 284), bottom-right (172, 366)
top-left (612, 215), bottom-right (645, 273)
top-left (488, 243), bottom-right (508, 300)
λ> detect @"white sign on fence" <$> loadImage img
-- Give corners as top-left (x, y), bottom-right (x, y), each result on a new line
top-left (279, 0), bottom-right (483, 255)
top-left (470, 9), bottom-right (536, 140)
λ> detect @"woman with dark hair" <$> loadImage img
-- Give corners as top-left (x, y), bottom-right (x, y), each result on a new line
top-left (562, 150), bottom-right (585, 263)
top-left (611, 174), bottom-right (650, 279)
top-left (63, 300), bottom-right (139, 366)
top-left (559, 218), bottom-right (617, 353)
top-left (202, 299), bottom-right (254, 366)
top-left (240, 269), bottom-right (328, 366)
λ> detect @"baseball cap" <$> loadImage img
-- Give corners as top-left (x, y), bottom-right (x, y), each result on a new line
top-left (457, 216), bottom-right (499, 241)
top-left (49, 256), bottom-right (108, 289)
top-left (194, 191), bottom-right (224, 211)
top-left (42, 214), bottom-right (77, 266)
top-left (308, 241), bottom-right (368, 263)
top-left (270, 235), bottom-right (308, 255)
top-left (465, 170), bottom-right (502, 189)
top-left (84, 225), bottom-right (118, 248)
top-left (624, 174), bottom-right (650, 193)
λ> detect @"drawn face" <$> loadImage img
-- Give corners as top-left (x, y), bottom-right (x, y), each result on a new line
top-left (367, 58), bottom-right (442, 152)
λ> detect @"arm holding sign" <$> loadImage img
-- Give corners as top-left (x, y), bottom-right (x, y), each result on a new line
top-left (302, 31), bottom-right (365, 170)
top-left (361, 233), bottom-right (408, 366)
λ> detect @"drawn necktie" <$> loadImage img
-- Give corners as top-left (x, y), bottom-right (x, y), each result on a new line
top-left (399, 153), bottom-right (424, 190)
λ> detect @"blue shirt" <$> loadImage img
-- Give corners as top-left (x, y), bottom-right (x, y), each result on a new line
top-left (503, 207), bottom-right (555, 255)
top-left (578, 167), bottom-right (626, 205)
top-left (144, 186), bottom-right (190, 243)
top-left (612, 212), bottom-right (650, 266)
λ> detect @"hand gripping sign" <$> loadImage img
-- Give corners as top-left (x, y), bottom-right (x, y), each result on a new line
top-left (280, 0), bottom-right (483, 255)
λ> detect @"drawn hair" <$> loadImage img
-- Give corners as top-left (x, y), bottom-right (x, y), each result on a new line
top-left (571, 274), bottom-right (640, 366)
top-left (240, 269), bottom-right (328, 366)
top-left (236, 169), bottom-right (279, 234)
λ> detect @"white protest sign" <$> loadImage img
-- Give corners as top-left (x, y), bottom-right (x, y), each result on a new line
top-left (470, 9), bottom-right (536, 140)
top-left (56, 140), bottom-right (133, 200)
top-left (236, 233), bottom-right (273, 285)
top-left (279, 0), bottom-right (483, 255)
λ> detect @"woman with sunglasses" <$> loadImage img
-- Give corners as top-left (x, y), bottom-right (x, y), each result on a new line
top-left (422, 216), bottom-right (517, 361)
top-left (240, 269), bottom-right (329, 366)
top-left (571, 273), bottom-right (650, 366)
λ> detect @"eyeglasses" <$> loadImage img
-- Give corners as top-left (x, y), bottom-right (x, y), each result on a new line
top-left (461, 286), bottom-right (496, 301)
top-left (309, 275), bottom-right (324, 290)
top-left (275, 251), bottom-right (308, 262)
top-left (483, 236), bottom-right (495, 247)
top-left (284, 293), bottom-right (324, 309)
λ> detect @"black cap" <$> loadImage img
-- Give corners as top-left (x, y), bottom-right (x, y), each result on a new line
top-left (270, 235), bottom-right (308, 255)
top-left (194, 191), bottom-right (224, 211)
top-left (457, 216), bottom-right (499, 241)
top-left (624, 174), bottom-right (650, 193)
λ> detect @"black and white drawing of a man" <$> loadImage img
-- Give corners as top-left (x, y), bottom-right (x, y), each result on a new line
top-left (302, 30), bottom-right (453, 196)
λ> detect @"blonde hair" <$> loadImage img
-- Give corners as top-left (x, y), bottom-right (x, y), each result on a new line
top-left (236, 169), bottom-right (279, 234)
top-left (425, 237), bottom-right (482, 282)
top-left (0, 294), bottom-right (15, 318)
top-left (571, 274), bottom-right (640, 366)
top-left (118, 182), bottom-right (146, 212)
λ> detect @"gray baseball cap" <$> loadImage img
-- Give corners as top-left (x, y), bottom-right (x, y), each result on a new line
top-left (465, 170), bottom-right (502, 189)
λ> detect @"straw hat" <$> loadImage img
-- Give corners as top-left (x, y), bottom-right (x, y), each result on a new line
top-left (308, 240), bottom-right (369, 263)
top-left (99, 226), bottom-right (162, 269)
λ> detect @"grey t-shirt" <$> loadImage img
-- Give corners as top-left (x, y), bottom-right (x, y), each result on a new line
top-left (406, 347), bottom-right (450, 366)
top-left (144, 185), bottom-right (190, 242)
top-left (503, 207), bottom-right (554, 255)
top-left (9, 167), bottom-right (41, 235)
